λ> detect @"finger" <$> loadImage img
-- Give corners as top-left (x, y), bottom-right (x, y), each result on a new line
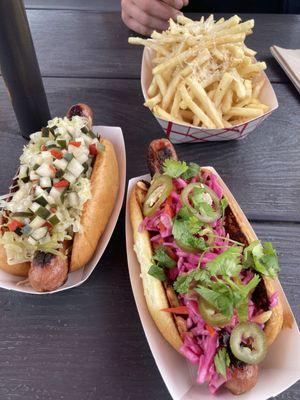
top-left (182, 0), bottom-right (189, 6)
top-left (123, 1), bottom-right (169, 32)
top-left (136, 0), bottom-right (181, 21)
top-left (122, 10), bottom-right (153, 36)
top-left (161, 0), bottom-right (184, 10)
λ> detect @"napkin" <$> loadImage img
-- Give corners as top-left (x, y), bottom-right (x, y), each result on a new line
top-left (270, 45), bottom-right (300, 94)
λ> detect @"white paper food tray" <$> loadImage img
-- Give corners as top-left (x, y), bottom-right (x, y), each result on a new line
top-left (126, 172), bottom-right (300, 399)
top-left (141, 48), bottom-right (279, 143)
top-left (0, 126), bottom-right (126, 295)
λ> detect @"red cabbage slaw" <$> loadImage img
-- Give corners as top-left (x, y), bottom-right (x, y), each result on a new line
top-left (140, 170), bottom-right (275, 394)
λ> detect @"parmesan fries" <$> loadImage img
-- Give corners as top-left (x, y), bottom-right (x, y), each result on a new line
top-left (129, 15), bottom-right (269, 129)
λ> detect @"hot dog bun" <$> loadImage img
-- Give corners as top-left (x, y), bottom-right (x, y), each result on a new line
top-left (130, 168), bottom-right (283, 352)
top-left (130, 180), bottom-right (182, 351)
top-left (70, 138), bottom-right (119, 271)
top-left (0, 244), bottom-right (30, 277)
top-left (0, 138), bottom-right (119, 278)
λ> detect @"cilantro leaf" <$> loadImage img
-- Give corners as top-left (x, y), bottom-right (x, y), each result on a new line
top-left (163, 159), bottom-right (188, 178)
top-left (181, 162), bottom-right (200, 180)
top-left (214, 348), bottom-right (230, 378)
top-left (195, 285), bottom-right (234, 317)
top-left (153, 246), bottom-right (176, 269)
top-left (173, 269), bottom-right (210, 294)
top-left (172, 217), bottom-right (207, 251)
top-left (206, 246), bottom-right (243, 277)
top-left (243, 241), bottom-right (280, 278)
top-left (148, 264), bottom-right (166, 281)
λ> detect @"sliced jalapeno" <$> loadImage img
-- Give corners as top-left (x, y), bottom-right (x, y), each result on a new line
top-left (181, 183), bottom-right (221, 223)
top-left (143, 174), bottom-right (172, 217)
top-left (230, 322), bottom-right (267, 364)
top-left (198, 297), bottom-right (232, 327)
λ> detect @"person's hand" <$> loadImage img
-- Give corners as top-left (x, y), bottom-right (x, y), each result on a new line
top-left (121, 0), bottom-right (189, 36)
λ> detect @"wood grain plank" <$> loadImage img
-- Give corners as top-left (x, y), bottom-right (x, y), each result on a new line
top-left (0, 219), bottom-right (297, 399)
top-left (21, 10), bottom-right (300, 81)
top-left (0, 77), bottom-right (299, 221)
top-left (24, 0), bottom-right (121, 11)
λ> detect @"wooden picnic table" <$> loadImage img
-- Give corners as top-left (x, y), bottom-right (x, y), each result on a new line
top-left (0, 2), bottom-right (299, 399)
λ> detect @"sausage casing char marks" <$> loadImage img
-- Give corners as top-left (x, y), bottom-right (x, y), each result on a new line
top-left (28, 103), bottom-right (94, 292)
top-left (146, 138), bottom-right (261, 395)
top-left (147, 138), bottom-right (177, 176)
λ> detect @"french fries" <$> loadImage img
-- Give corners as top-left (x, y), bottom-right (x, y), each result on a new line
top-left (129, 14), bottom-right (269, 129)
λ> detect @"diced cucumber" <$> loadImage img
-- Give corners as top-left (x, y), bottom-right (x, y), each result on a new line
top-left (57, 139), bottom-right (67, 149)
top-left (35, 195), bottom-right (48, 207)
top-left (32, 163), bottom-right (40, 171)
top-left (36, 206), bottom-right (51, 219)
top-left (29, 170), bottom-right (39, 181)
top-left (20, 176), bottom-right (30, 183)
top-left (41, 127), bottom-right (49, 137)
top-left (87, 130), bottom-right (96, 139)
top-left (48, 214), bottom-right (60, 226)
top-left (75, 152), bottom-right (88, 164)
top-left (29, 216), bottom-right (45, 229)
top-left (19, 165), bottom-right (29, 179)
top-left (67, 158), bottom-right (84, 178)
top-left (82, 162), bottom-right (89, 173)
top-left (63, 153), bottom-right (73, 162)
top-left (36, 163), bottom-right (54, 178)
top-left (27, 236), bottom-right (37, 245)
top-left (30, 203), bottom-right (40, 213)
top-left (55, 170), bottom-right (64, 179)
top-left (67, 192), bottom-right (79, 208)
top-left (49, 125), bottom-right (57, 135)
top-left (14, 227), bottom-right (23, 236)
top-left (31, 226), bottom-right (48, 241)
top-left (53, 158), bottom-right (68, 171)
top-left (63, 171), bottom-right (77, 184)
top-left (46, 144), bottom-right (57, 150)
top-left (12, 211), bottom-right (33, 218)
top-left (40, 176), bottom-right (52, 188)
top-left (49, 186), bottom-right (65, 204)
top-left (21, 225), bottom-right (31, 235)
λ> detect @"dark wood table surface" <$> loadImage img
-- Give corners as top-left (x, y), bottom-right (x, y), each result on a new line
top-left (0, 2), bottom-right (299, 399)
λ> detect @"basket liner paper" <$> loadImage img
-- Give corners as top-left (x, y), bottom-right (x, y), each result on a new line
top-left (141, 48), bottom-right (278, 143)
top-left (126, 171), bottom-right (300, 399)
top-left (0, 126), bottom-right (126, 295)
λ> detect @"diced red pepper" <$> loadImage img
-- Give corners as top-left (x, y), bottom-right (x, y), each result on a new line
top-left (53, 180), bottom-right (69, 188)
top-left (41, 144), bottom-right (47, 151)
top-left (43, 221), bottom-right (53, 232)
top-left (206, 324), bottom-right (216, 337)
top-left (50, 149), bottom-right (63, 159)
top-left (161, 306), bottom-right (189, 315)
top-left (69, 141), bottom-right (81, 147)
top-left (164, 196), bottom-right (174, 218)
top-left (8, 220), bottom-right (23, 232)
top-left (89, 143), bottom-right (98, 156)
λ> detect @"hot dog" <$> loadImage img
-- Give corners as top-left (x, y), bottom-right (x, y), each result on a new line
top-left (130, 139), bottom-right (283, 395)
top-left (0, 104), bottom-right (119, 292)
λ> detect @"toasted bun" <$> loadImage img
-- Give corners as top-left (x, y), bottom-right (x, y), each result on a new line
top-left (0, 243), bottom-right (30, 277)
top-left (130, 181), bottom-right (183, 351)
top-left (70, 138), bottom-right (119, 271)
top-left (130, 168), bottom-right (284, 352)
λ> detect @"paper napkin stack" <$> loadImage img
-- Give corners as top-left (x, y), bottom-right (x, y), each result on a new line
top-left (271, 45), bottom-right (300, 94)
